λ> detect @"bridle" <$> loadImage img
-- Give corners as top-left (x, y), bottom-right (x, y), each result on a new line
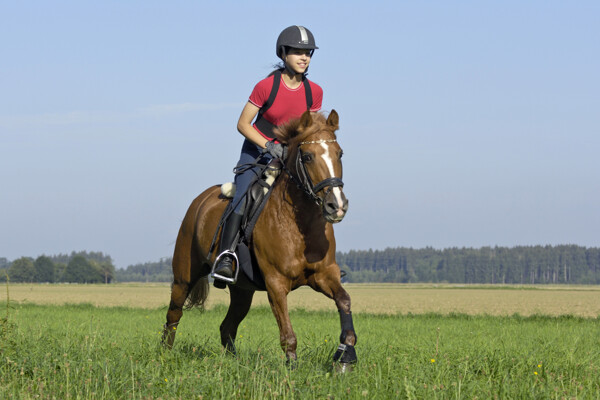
top-left (282, 138), bottom-right (344, 205)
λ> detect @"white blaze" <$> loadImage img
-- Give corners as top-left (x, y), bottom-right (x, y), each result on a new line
top-left (320, 142), bottom-right (345, 212)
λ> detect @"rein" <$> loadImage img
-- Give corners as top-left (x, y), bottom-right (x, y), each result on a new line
top-left (281, 139), bottom-right (344, 205)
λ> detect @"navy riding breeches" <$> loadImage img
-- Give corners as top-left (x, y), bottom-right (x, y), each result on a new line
top-left (231, 139), bottom-right (272, 214)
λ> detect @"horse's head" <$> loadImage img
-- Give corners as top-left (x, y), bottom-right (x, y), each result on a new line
top-left (275, 110), bottom-right (349, 223)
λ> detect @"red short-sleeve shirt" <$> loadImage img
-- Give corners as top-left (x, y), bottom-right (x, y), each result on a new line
top-left (249, 74), bottom-right (323, 138)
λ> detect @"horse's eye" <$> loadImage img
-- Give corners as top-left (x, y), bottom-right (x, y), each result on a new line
top-left (301, 153), bottom-right (313, 163)
top-left (339, 150), bottom-right (344, 159)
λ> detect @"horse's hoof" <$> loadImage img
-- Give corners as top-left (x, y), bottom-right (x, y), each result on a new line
top-left (161, 324), bottom-right (177, 349)
top-left (213, 279), bottom-right (227, 289)
top-left (286, 358), bottom-right (298, 370)
top-left (333, 362), bottom-right (354, 374)
top-left (332, 344), bottom-right (357, 364)
top-left (224, 344), bottom-right (237, 356)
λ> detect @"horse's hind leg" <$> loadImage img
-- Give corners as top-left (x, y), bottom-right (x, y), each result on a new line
top-left (162, 186), bottom-right (222, 348)
top-left (162, 242), bottom-right (208, 349)
top-left (162, 279), bottom-right (189, 349)
top-left (219, 286), bottom-right (255, 355)
top-left (163, 260), bottom-right (210, 349)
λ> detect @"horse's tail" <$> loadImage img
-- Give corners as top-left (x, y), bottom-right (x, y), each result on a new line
top-left (184, 276), bottom-right (209, 310)
top-left (172, 190), bottom-right (215, 311)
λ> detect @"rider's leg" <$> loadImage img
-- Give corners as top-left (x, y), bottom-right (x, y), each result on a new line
top-left (213, 210), bottom-right (243, 279)
top-left (214, 140), bottom-right (268, 283)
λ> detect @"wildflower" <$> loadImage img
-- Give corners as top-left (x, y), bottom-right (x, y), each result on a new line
top-left (538, 364), bottom-right (542, 368)
top-left (165, 378), bottom-right (168, 382)
top-left (431, 359), bottom-right (436, 363)
top-left (534, 371), bottom-right (538, 375)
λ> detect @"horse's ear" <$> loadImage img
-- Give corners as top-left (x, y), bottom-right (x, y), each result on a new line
top-left (299, 111), bottom-right (313, 130)
top-left (326, 109), bottom-right (339, 131)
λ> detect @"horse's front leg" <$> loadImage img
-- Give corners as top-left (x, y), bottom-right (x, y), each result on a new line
top-left (313, 265), bottom-right (358, 369)
top-left (265, 277), bottom-right (297, 362)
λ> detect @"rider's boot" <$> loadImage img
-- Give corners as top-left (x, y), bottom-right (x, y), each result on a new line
top-left (213, 212), bottom-right (243, 288)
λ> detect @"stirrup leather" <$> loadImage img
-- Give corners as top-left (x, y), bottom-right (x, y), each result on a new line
top-left (210, 249), bottom-right (240, 284)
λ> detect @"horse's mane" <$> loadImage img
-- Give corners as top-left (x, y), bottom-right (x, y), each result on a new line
top-left (273, 112), bottom-right (334, 146)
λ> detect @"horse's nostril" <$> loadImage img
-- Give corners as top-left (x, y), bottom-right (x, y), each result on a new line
top-left (326, 201), bottom-right (338, 213)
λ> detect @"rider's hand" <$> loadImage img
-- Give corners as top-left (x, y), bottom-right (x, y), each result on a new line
top-left (264, 140), bottom-right (285, 159)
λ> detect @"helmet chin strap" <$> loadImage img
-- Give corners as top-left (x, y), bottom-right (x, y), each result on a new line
top-left (284, 63), bottom-right (308, 77)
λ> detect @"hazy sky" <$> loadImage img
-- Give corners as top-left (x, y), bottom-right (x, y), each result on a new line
top-left (1, 1), bottom-right (599, 268)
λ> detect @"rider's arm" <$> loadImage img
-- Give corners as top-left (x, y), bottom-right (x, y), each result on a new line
top-left (237, 102), bottom-right (269, 149)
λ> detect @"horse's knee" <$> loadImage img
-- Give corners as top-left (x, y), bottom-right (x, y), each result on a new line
top-left (337, 296), bottom-right (351, 314)
top-left (334, 289), bottom-right (352, 314)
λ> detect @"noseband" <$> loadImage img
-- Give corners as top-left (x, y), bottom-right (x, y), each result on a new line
top-left (287, 139), bottom-right (344, 205)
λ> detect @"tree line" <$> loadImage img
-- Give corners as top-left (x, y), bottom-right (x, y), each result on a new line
top-left (2, 245), bottom-right (599, 284)
top-left (0, 251), bottom-right (115, 283)
top-left (114, 259), bottom-right (173, 282)
top-left (337, 245), bottom-right (600, 284)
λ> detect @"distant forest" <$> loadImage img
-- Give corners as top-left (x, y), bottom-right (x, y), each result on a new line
top-left (2, 245), bottom-right (599, 284)
top-left (0, 251), bottom-right (115, 284)
top-left (336, 245), bottom-right (600, 284)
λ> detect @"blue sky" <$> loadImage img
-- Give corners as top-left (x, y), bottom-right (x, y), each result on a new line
top-left (1, 1), bottom-right (599, 268)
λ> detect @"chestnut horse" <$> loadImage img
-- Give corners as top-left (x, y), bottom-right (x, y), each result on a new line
top-left (162, 110), bottom-right (357, 368)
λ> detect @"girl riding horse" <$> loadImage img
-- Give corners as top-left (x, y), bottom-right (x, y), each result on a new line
top-left (163, 26), bottom-right (356, 370)
top-left (212, 25), bottom-right (323, 284)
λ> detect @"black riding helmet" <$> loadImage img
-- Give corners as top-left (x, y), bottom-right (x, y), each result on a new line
top-left (276, 25), bottom-right (319, 60)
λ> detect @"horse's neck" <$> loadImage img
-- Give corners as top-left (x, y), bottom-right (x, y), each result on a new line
top-left (273, 174), bottom-right (322, 221)
top-left (272, 174), bottom-right (332, 256)
top-left (257, 173), bottom-right (332, 261)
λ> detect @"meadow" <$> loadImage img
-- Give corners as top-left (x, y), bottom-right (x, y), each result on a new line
top-left (2, 283), bottom-right (600, 399)
top-left (6, 282), bottom-right (600, 316)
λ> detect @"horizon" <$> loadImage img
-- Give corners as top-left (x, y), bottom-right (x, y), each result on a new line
top-left (3, 242), bottom-right (598, 270)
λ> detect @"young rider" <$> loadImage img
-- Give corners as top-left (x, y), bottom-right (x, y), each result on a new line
top-left (213, 25), bottom-right (323, 284)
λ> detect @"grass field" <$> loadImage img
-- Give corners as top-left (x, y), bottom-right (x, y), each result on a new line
top-left (2, 283), bottom-right (600, 399)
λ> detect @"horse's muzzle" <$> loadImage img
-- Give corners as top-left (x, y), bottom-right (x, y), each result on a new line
top-left (323, 188), bottom-right (348, 223)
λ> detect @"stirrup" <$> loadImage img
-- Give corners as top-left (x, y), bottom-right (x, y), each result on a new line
top-left (210, 250), bottom-right (240, 284)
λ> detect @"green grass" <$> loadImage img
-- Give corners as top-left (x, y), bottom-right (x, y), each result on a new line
top-left (1, 302), bottom-right (599, 399)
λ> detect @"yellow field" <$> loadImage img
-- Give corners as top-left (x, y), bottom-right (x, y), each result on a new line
top-left (2, 283), bottom-right (600, 317)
